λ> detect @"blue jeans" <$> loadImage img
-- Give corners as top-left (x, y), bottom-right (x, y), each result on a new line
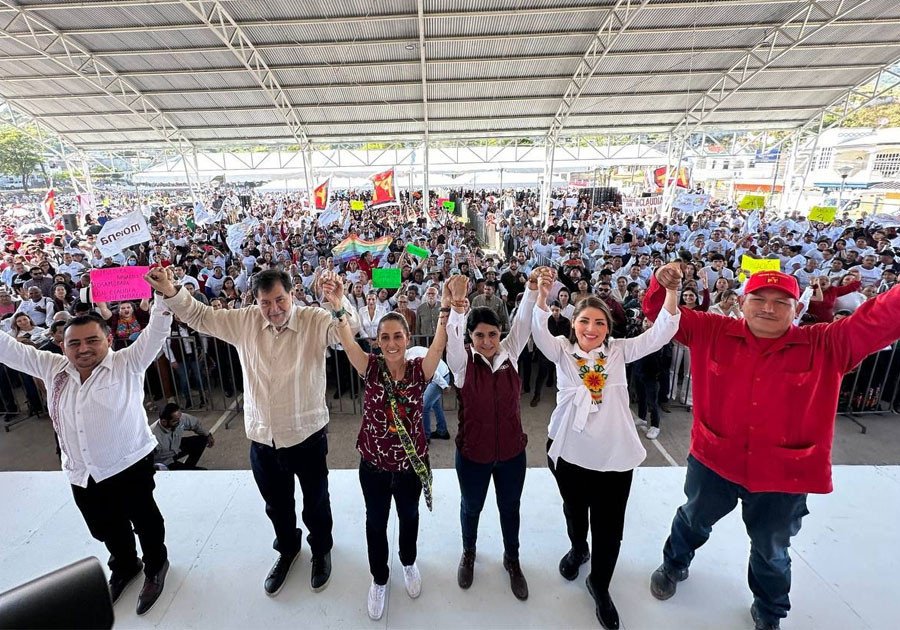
top-left (422, 382), bottom-right (448, 438)
top-left (455, 449), bottom-right (526, 560)
top-left (663, 455), bottom-right (809, 625)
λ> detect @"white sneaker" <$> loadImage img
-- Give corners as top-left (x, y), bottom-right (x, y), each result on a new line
top-left (402, 563), bottom-right (422, 599)
top-left (367, 581), bottom-right (387, 620)
top-left (633, 415), bottom-right (648, 428)
top-left (646, 426), bottom-right (660, 440)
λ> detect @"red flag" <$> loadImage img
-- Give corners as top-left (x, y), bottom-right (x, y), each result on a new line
top-left (370, 168), bottom-right (397, 208)
top-left (653, 166), bottom-right (690, 189)
top-left (42, 188), bottom-right (56, 221)
top-left (313, 179), bottom-right (330, 211)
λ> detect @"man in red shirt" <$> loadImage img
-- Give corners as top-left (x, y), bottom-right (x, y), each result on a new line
top-left (642, 264), bottom-right (900, 630)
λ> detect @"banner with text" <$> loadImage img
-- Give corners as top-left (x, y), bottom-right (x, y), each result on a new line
top-left (622, 195), bottom-right (663, 214)
top-left (96, 210), bottom-right (151, 257)
top-left (90, 266), bottom-right (151, 302)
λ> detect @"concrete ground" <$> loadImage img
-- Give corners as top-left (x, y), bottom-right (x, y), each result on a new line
top-left (2, 389), bottom-right (899, 473)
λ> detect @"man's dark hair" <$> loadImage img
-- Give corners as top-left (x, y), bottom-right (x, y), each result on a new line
top-left (49, 320), bottom-right (67, 334)
top-left (64, 313), bottom-right (110, 335)
top-left (710, 253), bottom-right (725, 262)
top-left (250, 269), bottom-right (291, 297)
top-left (159, 402), bottom-right (181, 421)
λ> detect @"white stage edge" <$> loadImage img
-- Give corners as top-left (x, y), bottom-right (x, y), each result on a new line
top-left (2, 467), bottom-right (898, 630)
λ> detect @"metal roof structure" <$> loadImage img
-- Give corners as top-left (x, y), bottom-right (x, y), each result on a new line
top-left (0, 0), bottom-right (899, 151)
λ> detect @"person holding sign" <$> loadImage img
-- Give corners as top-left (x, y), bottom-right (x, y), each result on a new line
top-left (0, 270), bottom-right (174, 615)
top-left (323, 269), bottom-right (459, 620)
top-left (644, 263), bottom-right (900, 630)
top-left (445, 267), bottom-right (546, 601)
top-left (532, 268), bottom-right (681, 630)
top-left (145, 266), bottom-right (360, 598)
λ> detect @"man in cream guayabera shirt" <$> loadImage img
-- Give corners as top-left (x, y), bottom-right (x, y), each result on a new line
top-left (147, 267), bottom-right (359, 598)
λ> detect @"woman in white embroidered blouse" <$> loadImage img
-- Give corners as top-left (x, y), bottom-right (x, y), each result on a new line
top-left (531, 269), bottom-right (680, 630)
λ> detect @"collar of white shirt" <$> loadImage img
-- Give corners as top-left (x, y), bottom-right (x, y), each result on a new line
top-left (469, 346), bottom-right (510, 373)
top-left (569, 340), bottom-right (610, 360)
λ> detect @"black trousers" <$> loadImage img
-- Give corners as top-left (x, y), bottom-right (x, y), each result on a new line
top-left (547, 440), bottom-right (634, 592)
top-left (249, 428), bottom-right (334, 558)
top-left (71, 454), bottom-right (167, 578)
top-left (358, 459), bottom-right (422, 585)
top-left (168, 435), bottom-right (208, 469)
top-left (533, 351), bottom-right (555, 396)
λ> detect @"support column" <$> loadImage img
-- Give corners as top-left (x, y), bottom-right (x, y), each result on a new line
top-left (539, 142), bottom-right (557, 227)
top-left (303, 145), bottom-right (315, 210)
top-left (423, 134), bottom-right (430, 219)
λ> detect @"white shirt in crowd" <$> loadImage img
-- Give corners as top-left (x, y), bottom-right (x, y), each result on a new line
top-left (531, 306), bottom-right (680, 472)
top-left (0, 299), bottom-right (172, 487)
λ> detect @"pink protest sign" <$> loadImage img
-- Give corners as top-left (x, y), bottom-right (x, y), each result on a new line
top-left (90, 266), bottom-right (151, 302)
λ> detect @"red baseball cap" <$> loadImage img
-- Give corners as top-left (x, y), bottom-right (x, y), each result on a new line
top-left (743, 270), bottom-right (800, 300)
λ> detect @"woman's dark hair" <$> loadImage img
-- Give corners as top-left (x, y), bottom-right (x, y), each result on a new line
top-left (250, 269), bottom-right (291, 297)
top-left (715, 289), bottom-right (737, 304)
top-left (376, 311), bottom-right (410, 337)
top-left (680, 287), bottom-right (698, 306)
top-left (466, 306), bottom-right (501, 334)
top-left (569, 296), bottom-right (613, 344)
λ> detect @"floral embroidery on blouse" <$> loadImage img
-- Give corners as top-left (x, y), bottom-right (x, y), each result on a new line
top-left (572, 353), bottom-right (608, 403)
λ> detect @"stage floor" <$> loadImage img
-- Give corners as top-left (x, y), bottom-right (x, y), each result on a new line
top-left (2, 467), bottom-right (897, 630)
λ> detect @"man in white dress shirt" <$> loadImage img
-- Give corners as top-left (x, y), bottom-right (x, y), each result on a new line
top-left (0, 279), bottom-right (173, 616)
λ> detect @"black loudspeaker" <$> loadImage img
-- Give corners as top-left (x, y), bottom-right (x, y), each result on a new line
top-left (61, 214), bottom-right (79, 232)
top-left (0, 557), bottom-right (113, 629)
top-left (585, 187), bottom-right (620, 204)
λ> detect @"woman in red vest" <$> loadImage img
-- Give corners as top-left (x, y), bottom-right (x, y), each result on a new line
top-left (445, 266), bottom-right (548, 601)
top-left (532, 269), bottom-right (680, 630)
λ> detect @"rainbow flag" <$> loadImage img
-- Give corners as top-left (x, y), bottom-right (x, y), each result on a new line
top-left (331, 235), bottom-right (393, 263)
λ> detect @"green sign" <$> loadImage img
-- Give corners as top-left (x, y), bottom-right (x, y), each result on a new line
top-left (372, 268), bottom-right (402, 289)
top-left (442, 200), bottom-right (456, 211)
top-left (405, 243), bottom-right (430, 259)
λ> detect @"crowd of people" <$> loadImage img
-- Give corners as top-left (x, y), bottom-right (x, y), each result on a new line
top-left (2, 184), bottom-right (900, 629)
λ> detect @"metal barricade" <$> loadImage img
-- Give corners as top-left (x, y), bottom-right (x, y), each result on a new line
top-left (0, 364), bottom-right (46, 431)
top-left (837, 341), bottom-right (900, 433)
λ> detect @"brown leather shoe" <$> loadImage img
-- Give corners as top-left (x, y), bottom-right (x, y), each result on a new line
top-left (503, 554), bottom-right (529, 601)
top-left (136, 560), bottom-right (169, 616)
top-left (457, 550), bottom-right (475, 589)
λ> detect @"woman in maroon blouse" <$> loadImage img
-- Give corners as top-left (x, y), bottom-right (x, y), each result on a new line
top-left (806, 273), bottom-right (862, 323)
top-left (325, 270), bottom-right (463, 621)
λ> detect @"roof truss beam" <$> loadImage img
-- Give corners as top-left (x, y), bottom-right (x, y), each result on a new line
top-left (4, 34), bottom-right (897, 62)
top-left (672, 0), bottom-right (878, 135)
top-left (175, 0), bottom-right (313, 151)
top-left (22, 85), bottom-right (852, 118)
top-left (547, 0), bottom-right (651, 144)
top-left (0, 0), bottom-right (194, 156)
top-left (4, 1), bottom-right (881, 34)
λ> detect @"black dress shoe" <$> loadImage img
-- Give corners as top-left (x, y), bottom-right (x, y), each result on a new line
top-left (136, 560), bottom-right (169, 616)
top-left (265, 551), bottom-right (299, 596)
top-left (751, 602), bottom-right (781, 630)
top-left (649, 563), bottom-right (689, 600)
top-left (586, 579), bottom-right (619, 630)
top-left (431, 430), bottom-right (451, 440)
top-left (457, 549), bottom-right (475, 589)
top-left (559, 548), bottom-right (590, 581)
top-left (109, 559), bottom-right (143, 604)
top-left (503, 554), bottom-right (529, 601)
top-left (310, 552), bottom-right (331, 592)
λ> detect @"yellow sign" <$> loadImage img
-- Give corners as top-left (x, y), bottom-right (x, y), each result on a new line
top-left (808, 206), bottom-right (836, 223)
top-left (740, 255), bottom-right (781, 275)
top-left (350, 200), bottom-right (365, 211)
top-left (738, 195), bottom-right (765, 210)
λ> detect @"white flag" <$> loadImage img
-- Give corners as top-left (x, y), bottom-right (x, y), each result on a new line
top-left (96, 210), bottom-right (151, 257)
top-left (317, 201), bottom-right (341, 227)
top-left (273, 202), bottom-right (285, 221)
top-left (226, 217), bottom-right (259, 254)
top-left (194, 201), bottom-right (214, 226)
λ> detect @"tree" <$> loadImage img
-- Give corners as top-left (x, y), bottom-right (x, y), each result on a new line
top-left (0, 125), bottom-right (44, 191)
